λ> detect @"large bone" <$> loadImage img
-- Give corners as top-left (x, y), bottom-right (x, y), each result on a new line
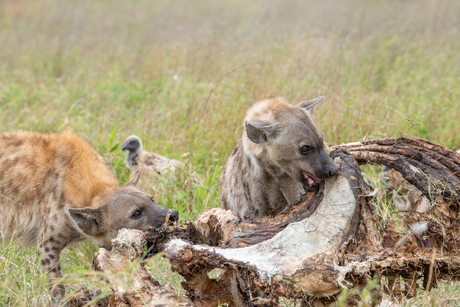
top-left (161, 152), bottom-right (367, 306)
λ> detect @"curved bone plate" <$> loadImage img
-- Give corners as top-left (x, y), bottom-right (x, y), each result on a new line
top-left (166, 169), bottom-right (358, 296)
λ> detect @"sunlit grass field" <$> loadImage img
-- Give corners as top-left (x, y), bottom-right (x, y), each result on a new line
top-left (1, 0), bottom-right (460, 305)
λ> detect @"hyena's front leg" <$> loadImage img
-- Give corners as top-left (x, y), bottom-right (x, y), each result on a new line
top-left (38, 232), bottom-right (66, 304)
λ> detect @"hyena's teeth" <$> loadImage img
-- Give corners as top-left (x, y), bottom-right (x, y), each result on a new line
top-left (303, 172), bottom-right (321, 186)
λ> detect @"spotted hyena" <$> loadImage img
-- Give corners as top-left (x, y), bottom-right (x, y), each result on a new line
top-left (220, 96), bottom-right (339, 218)
top-left (0, 130), bottom-right (178, 302)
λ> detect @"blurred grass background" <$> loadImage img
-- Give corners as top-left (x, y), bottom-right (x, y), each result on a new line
top-left (1, 0), bottom-right (460, 305)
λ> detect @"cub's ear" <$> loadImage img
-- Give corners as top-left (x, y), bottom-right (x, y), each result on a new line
top-left (68, 207), bottom-right (106, 236)
top-left (297, 96), bottom-right (324, 117)
top-left (245, 121), bottom-right (281, 144)
top-left (125, 166), bottom-right (143, 187)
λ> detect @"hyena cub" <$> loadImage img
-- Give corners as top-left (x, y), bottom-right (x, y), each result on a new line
top-left (122, 135), bottom-right (202, 190)
top-left (220, 96), bottom-right (339, 218)
top-left (0, 130), bottom-right (178, 301)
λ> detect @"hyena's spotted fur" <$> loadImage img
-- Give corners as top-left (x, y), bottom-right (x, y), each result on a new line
top-left (220, 96), bottom-right (339, 218)
top-left (0, 130), bottom-right (178, 302)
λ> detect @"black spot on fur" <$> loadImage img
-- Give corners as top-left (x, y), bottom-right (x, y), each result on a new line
top-left (57, 150), bottom-right (71, 168)
top-left (50, 186), bottom-right (58, 201)
top-left (45, 247), bottom-right (49, 253)
top-left (262, 192), bottom-right (269, 206)
top-left (41, 138), bottom-right (50, 148)
top-left (42, 259), bottom-right (50, 266)
top-left (45, 168), bottom-right (59, 182)
top-left (10, 157), bottom-right (19, 168)
top-left (234, 151), bottom-right (243, 167)
top-left (8, 185), bottom-right (19, 199)
top-left (5, 137), bottom-right (23, 147)
top-left (42, 168), bottom-right (61, 202)
top-left (231, 146), bottom-right (239, 156)
top-left (221, 194), bottom-right (228, 208)
top-left (243, 181), bottom-right (252, 204)
top-left (59, 192), bottom-right (66, 207)
top-left (48, 254), bottom-right (55, 260)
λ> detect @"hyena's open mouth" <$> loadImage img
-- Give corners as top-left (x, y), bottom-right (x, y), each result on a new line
top-left (302, 171), bottom-right (321, 187)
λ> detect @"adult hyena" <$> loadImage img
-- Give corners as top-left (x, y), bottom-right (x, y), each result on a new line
top-left (220, 96), bottom-right (339, 218)
top-left (0, 130), bottom-right (178, 302)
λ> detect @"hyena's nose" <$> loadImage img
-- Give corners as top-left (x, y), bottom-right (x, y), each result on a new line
top-left (328, 164), bottom-right (339, 177)
top-left (168, 209), bottom-right (179, 222)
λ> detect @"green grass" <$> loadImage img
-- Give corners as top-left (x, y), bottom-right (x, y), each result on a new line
top-left (1, 0), bottom-right (460, 305)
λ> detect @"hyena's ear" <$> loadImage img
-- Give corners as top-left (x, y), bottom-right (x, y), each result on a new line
top-left (297, 96), bottom-right (324, 117)
top-left (69, 207), bottom-right (106, 236)
top-left (245, 121), bottom-right (281, 144)
top-left (125, 166), bottom-right (143, 187)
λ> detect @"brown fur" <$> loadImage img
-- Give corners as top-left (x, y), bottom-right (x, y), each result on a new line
top-left (220, 97), bottom-right (338, 218)
top-left (0, 130), bottom-right (176, 302)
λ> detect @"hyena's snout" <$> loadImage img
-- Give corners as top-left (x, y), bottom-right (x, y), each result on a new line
top-left (302, 155), bottom-right (339, 186)
top-left (318, 160), bottom-right (339, 178)
top-left (306, 162), bottom-right (338, 186)
top-left (318, 150), bottom-right (339, 179)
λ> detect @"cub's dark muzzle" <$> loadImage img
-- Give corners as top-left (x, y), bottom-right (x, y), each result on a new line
top-left (168, 209), bottom-right (179, 222)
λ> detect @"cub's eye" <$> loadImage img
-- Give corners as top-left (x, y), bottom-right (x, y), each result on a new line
top-left (132, 210), bottom-right (143, 219)
top-left (300, 145), bottom-right (311, 155)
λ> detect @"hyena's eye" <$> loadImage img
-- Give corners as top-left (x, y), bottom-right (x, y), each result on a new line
top-left (132, 209), bottom-right (143, 219)
top-left (300, 145), bottom-right (311, 155)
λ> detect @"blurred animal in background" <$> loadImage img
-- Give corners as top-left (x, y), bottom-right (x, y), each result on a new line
top-left (220, 96), bottom-right (339, 219)
top-left (122, 135), bottom-right (202, 193)
top-left (381, 148), bottom-right (460, 212)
